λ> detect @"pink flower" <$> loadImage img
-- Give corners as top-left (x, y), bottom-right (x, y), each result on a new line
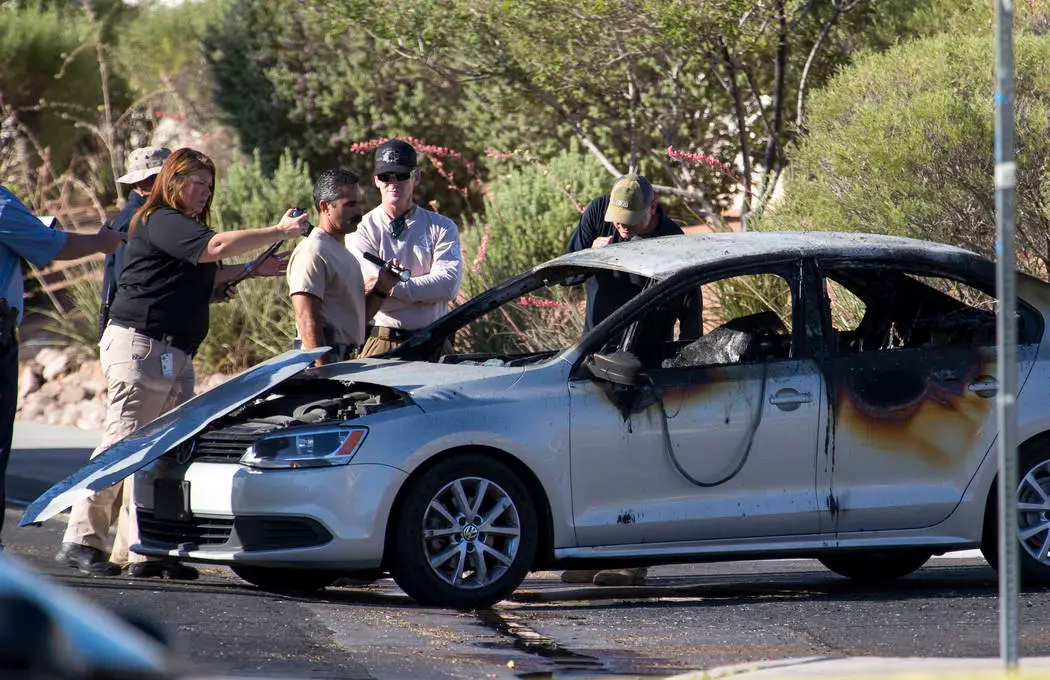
top-left (517, 296), bottom-right (563, 309)
top-left (666, 146), bottom-right (741, 182)
top-left (472, 224), bottom-right (490, 273)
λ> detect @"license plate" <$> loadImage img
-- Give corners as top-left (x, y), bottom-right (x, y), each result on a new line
top-left (153, 479), bottom-right (191, 522)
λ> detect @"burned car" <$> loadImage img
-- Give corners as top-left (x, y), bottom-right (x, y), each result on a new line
top-left (23, 232), bottom-right (1050, 608)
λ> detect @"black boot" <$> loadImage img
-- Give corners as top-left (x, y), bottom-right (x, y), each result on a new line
top-left (55, 543), bottom-right (121, 577)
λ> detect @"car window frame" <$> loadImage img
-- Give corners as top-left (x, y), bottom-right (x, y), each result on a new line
top-left (570, 258), bottom-right (809, 379)
top-left (812, 257), bottom-right (1044, 357)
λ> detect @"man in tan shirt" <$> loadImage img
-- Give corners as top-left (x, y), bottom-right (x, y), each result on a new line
top-left (287, 168), bottom-right (399, 365)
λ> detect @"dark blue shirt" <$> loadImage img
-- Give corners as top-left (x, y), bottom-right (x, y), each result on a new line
top-left (98, 191), bottom-right (146, 339)
top-left (564, 195), bottom-right (701, 345)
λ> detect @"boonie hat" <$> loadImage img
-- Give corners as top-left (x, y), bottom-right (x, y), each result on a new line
top-left (604, 174), bottom-right (655, 226)
top-left (117, 146), bottom-right (171, 185)
top-left (373, 139), bottom-right (417, 176)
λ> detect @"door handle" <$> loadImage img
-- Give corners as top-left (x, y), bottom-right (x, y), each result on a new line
top-left (769, 388), bottom-right (812, 411)
top-left (967, 379), bottom-right (999, 398)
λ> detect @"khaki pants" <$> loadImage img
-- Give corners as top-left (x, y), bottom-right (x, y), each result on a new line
top-left (358, 335), bottom-right (401, 358)
top-left (359, 333), bottom-right (453, 360)
top-left (62, 325), bottom-right (194, 565)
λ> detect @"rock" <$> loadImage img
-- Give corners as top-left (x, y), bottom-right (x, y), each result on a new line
top-left (203, 372), bottom-right (228, 390)
top-left (17, 365), bottom-right (42, 401)
top-left (37, 348), bottom-right (72, 382)
top-left (17, 401), bottom-right (44, 422)
top-left (80, 379), bottom-right (107, 398)
top-left (37, 380), bottom-right (64, 399)
top-left (58, 408), bottom-right (77, 426)
top-left (75, 360), bottom-right (103, 381)
top-left (57, 385), bottom-right (89, 405)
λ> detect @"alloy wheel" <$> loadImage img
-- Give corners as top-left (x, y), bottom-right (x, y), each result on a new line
top-left (421, 476), bottom-right (522, 590)
top-left (1017, 459), bottom-right (1050, 565)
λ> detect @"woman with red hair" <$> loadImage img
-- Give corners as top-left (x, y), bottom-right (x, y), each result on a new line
top-left (55, 148), bottom-right (307, 579)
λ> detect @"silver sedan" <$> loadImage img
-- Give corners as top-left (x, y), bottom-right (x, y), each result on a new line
top-left (24, 232), bottom-right (1050, 608)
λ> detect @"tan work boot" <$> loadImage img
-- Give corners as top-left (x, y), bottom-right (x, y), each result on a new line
top-left (560, 570), bottom-right (601, 584)
top-left (592, 567), bottom-right (648, 586)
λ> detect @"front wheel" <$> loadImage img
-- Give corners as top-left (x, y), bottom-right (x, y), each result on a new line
top-left (818, 550), bottom-right (931, 581)
top-left (982, 447), bottom-right (1050, 585)
top-left (230, 565), bottom-right (339, 593)
top-left (388, 454), bottom-right (539, 608)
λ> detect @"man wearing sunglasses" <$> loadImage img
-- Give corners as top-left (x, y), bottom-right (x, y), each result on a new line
top-left (348, 139), bottom-right (463, 357)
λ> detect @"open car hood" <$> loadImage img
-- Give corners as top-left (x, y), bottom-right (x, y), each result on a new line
top-left (20, 348), bottom-right (327, 526)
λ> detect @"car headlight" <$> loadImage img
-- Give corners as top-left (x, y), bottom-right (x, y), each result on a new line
top-left (240, 427), bottom-right (368, 469)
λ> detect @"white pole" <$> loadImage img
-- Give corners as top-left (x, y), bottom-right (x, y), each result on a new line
top-left (994, 0), bottom-right (1019, 670)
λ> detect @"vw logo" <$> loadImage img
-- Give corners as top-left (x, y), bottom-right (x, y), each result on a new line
top-left (461, 524), bottom-right (479, 541)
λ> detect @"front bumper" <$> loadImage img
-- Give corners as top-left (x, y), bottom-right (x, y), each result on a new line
top-left (132, 460), bottom-right (408, 570)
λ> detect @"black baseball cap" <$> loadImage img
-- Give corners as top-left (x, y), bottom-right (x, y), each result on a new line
top-left (374, 139), bottom-right (417, 176)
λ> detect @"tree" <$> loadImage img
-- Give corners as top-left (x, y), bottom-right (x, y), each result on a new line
top-left (202, 0), bottom-right (567, 219)
top-left (763, 32), bottom-right (1050, 276)
top-left (317, 0), bottom-right (939, 227)
top-left (0, 1), bottom-right (135, 210)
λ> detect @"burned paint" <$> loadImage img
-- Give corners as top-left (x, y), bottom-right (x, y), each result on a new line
top-left (617, 510), bottom-right (639, 524)
top-left (829, 347), bottom-right (993, 468)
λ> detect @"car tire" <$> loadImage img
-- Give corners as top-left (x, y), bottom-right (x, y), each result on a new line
top-left (981, 445), bottom-right (1050, 585)
top-left (388, 454), bottom-right (539, 608)
top-left (818, 550), bottom-right (931, 581)
top-left (230, 565), bottom-right (339, 593)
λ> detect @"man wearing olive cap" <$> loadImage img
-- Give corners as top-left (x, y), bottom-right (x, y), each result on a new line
top-left (564, 173), bottom-right (701, 337)
top-left (561, 173), bottom-right (701, 587)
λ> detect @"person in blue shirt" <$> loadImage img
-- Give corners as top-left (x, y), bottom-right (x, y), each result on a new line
top-left (0, 186), bottom-right (122, 550)
top-left (97, 146), bottom-right (171, 340)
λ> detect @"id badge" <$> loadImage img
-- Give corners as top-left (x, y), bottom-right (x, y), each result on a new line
top-left (160, 352), bottom-right (175, 378)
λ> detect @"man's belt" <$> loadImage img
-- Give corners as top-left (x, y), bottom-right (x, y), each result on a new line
top-left (109, 323), bottom-right (198, 357)
top-left (369, 326), bottom-right (415, 342)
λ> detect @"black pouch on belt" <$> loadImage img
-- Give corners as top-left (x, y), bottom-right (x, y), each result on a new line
top-left (0, 299), bottom-right (16, 349)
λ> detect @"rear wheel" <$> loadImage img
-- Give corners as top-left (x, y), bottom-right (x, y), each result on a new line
top-left (818, 550), bottom-right (931, 581)
top-left (230, 565), bottom-right (339, 593)
top-left (982, 446), bottom-right (1050, 585)
top-left (388, 454), bottom-right (538, 608)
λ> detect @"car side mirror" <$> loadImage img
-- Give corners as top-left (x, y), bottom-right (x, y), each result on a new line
top-left (583, 351), bottom-right (649, 386)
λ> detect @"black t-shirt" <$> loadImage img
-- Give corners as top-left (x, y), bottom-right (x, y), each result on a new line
top-left (564, 195), bottom-right (700, 331)
top-left (108, 206), bottom-right (217, 350)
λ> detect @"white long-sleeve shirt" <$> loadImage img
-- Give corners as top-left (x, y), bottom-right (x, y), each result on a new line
top-left (347, 205), bottom-right (463, 330)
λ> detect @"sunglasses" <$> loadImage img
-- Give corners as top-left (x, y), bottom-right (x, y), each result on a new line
top-left (376, 172), bottom-right (412, 183)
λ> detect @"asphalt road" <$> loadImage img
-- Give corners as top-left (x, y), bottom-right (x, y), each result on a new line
top-left (5, 422), bottom-right (1050, 679)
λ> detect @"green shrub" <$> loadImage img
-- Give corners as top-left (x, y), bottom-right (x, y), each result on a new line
top-left (763, 33), bottom-right (1050, 276)
top-left (0, 4), bottom-right (125, 184)
top-left (31, 263), bottom-right (106, 357)
top-left (461, 145), bottom-right (610, 296)
top-left (197, 150), bottom-right (314, 374)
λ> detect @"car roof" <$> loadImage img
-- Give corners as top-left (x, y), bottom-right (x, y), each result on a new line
top-left (547, 231), bottom-right (984, 280)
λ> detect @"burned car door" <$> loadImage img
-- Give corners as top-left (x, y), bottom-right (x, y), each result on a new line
top-left (817, 265), bottom-right (1040, 532)
top-left (568, 265), bottom-right (825, 546)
